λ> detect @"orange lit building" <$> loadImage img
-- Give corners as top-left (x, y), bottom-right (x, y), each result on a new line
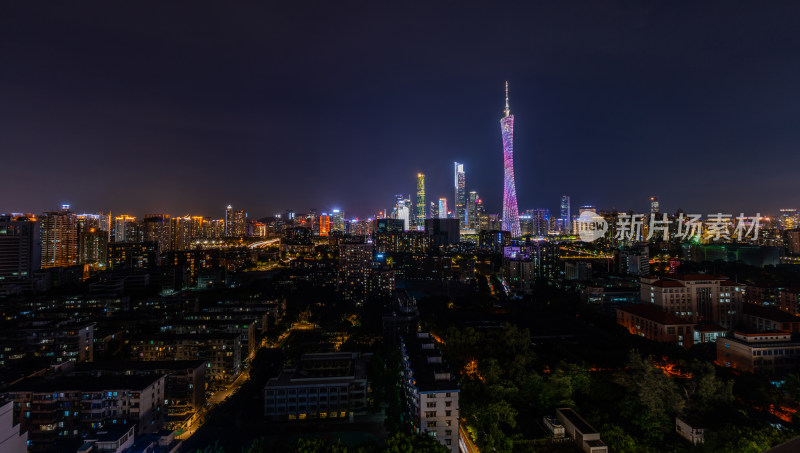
top-left (319, 214), bottom-right (331, 237)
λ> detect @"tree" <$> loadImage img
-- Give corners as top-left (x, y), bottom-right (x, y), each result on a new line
top-left (383, 432), bottom-right (449, 453)
top-left (600, 424), bottom-right (641, 453)
top-left (618, 351), bottom-right (685, 442)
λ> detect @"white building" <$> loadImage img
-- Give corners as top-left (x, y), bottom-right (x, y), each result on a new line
top-left (401, 332), bottom-right (459, 453)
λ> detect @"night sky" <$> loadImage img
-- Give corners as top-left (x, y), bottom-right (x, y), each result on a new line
top-left (2, 1), bottom-right (799, 218)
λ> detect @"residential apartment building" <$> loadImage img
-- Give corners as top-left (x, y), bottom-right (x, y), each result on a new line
top-left (401, 332), bottom-right (459, 453)
top-left (129, 333), bottom-right (240, 383)
top-left (1, 375), bottom-right (165, 451)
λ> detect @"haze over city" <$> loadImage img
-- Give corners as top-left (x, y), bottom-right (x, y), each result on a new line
top-left (2, 1), bottom-right (799, 217)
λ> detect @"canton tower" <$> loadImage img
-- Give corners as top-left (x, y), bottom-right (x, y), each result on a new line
top-left (500, 81), bottom-right (522, 237)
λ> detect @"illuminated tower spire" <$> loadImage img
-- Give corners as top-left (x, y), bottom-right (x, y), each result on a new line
top-left (500, 82), bottom-right (522, 237)
top-left (504, 81), bottom-right (510, 117)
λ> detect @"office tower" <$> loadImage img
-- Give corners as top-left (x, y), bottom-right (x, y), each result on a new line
top-left (560, 195), bottom-right (571, 233)
top-left (338, 242), bottom-right (374, 303)
top-left (519, 214), bottom-right (533, 236)
top-left (477, 199), bottom-right (488, 231)
top-left (454, 162), bottom-right (466, 228)
top-left (112, 215), bottom-right (138, 242)
top-left (394, 199), bottom-right (411, 231)
top-left (466, 191), bottom-right (477, 230)
top-left (331, 209), bottom-right (345, 233)
top-left (500, 82), bottom-right (521, 237)
top-left (438, 198), bottom-right (448, 220)
top-left (319, 213), bottom-right (331, 237)
top-left (416, 173), bottom-right (426, 230)
top-left (0, 215), bottom-right (41, 282)
top-left (650, 196), bottom-right (660, 215)
top-left (430, 201), bottom-right (439, 219)
top-left (780, 209), bottom-right (799, 230)
top-left (40, 206), bottom-right (78, 268)
top-left (225, 205), bottom-right (247, 237)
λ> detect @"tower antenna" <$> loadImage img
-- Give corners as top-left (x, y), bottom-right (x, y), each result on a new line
top-left (504, 81), bottom-right (510, 117)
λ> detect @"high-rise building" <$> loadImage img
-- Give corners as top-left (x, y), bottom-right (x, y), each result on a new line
top-left (331, 209), bottom-right (345, 234)
top-left (225, 205), bottom-right (248, 237)
top-left (430, 201), bottom-right (439, 219)
top-left (112, 215), bottom-right (139, 242)
top-left (650, 196), bottom-right (660, 215)
top-left (143, 214), bottom-right (171, 253)
top-left (416, 173), bottom-right (426, 230)
top-left (78, 226), bottom-right (107, 267)
top-left (500, 82), bottom-right (521, 237)
top-left (454, 162), bottom-right (466, 228)
top-left (338, 242), bottom-right (374, 303)
top-left (560, 195), bottom-right (571, 233)
top-left (467, 191), bottom-right (479, 230)
top-left (40, 206), bottom-right (78, 268)
top-left (525, 209), bottom-right (550, 236)
top-left (0, 215), bottom-right (41, 282)
top-left (319, 213), bottom-right (331, 237)
top-left (438, 198), bottom-right (448, 220)
top-left (780, 209), bottom-right (798, 230)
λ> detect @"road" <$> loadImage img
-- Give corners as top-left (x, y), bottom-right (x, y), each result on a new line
top-left (459, 420), bottom-right (480, 453)
top-left (176, 365), bottom-right (252, 440)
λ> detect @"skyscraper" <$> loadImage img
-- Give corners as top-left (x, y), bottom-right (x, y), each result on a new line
top-left (416, 173), bottom-right (426, 230)
top-left (560, 195), bottom-right (571, 233)
top-left (454, 162), bottom-right (466, 229)
top-left (500, 82), bottom-right (521, 237)
top-left (331, 209), bottom-right (345, 233)
top-left (467, 191), bottom-right (480, 230)
top-left (438, 198), bottom-right (448, 220)
top-left (225, 205), bottom-right (247, 237)
top-left (650, 196), bottom-right (660, 215)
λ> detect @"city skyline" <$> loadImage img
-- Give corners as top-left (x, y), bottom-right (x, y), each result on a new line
top-left (2, 2), bottom-right (799, 216)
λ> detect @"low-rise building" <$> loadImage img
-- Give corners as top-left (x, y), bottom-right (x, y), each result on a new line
top-left (264, 352), bottom-right (368, 422)
top-left (616, 304), bottom-right (695, 348)
top-left (401, 332), bottom-right (459, 453)
top-left (556, 408), bottom-right (607, 453)
top-left (73, 360), bottom-right (206, 410)
top-left (742, 303), bottom-right (800, 333)
top-left (675, 416), bottom-right (705, 445)
top-left (129, 333), bottom-right (240, 383)
top-left (717, 331), bottom-right (800, 373)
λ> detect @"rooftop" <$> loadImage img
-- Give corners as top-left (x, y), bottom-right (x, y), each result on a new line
top-left (402, 333), bottom-right (458, 393)
top-left (557, 408), bottom-right (598, 435)
top-left (617, 304), bottom-right (693, 325)
top-left (4, 374), bottom-right (163, 393)
top-left (74, 360), bottom-right (206, 373)
top-left (743, 303), bottom-right (800, 323)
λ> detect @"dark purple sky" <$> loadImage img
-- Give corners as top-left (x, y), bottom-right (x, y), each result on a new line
top-left (2, 1), bottom-right (799, 218)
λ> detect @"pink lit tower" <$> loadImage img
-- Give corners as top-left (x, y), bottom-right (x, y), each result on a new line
top-left (500, 81), bottom-right (522, 237)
